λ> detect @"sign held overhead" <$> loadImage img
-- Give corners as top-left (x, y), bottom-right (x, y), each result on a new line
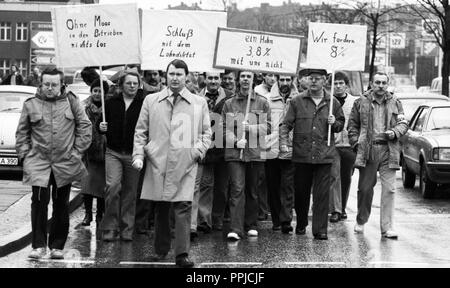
top-left (213, 27), bottom-right (302, 74)
top-left (306, 22), bottom-right (367, 71)
top-left (51, 3), bottom-right (141, 68)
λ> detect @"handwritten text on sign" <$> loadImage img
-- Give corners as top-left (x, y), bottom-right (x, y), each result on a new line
top-left (213, 28), bottom-right (302, 74)
top-left (51, 4), bottom-right (141, 68)
top-left (141, 10), bottom-right (226, 72)
top-left (306, 22), bottom-right (367, 71)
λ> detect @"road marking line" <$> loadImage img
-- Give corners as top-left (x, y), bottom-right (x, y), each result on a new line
top-left (200, 262), bottom-right (263, 266)
top-left (285, 262), bottom-right (345, 265)
top-left (120, 261), bottom-right (174, 266)
top-left (35, 259), bottom-right (95, 264)
top-left (369, 261), bottom-right (429, 266)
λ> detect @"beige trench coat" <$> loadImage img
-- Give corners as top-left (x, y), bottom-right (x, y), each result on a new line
top-left (15, 90), bottom-right (92, 187)
top-left (133, 88), bottom-right (211, 202)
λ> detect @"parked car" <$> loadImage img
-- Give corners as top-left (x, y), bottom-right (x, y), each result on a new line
top-left (430, 76), bottom-right (450, 94)
top-left (417, 86), bottom-right (431, 93)
top-left (393, 85), bottom-right (417, 93)
top-left (400, 103), bottom-right (450, 198)
top-left (396, 92), bottom-right (449, 121)
top-left (0, 85), bottom-right (37, 172)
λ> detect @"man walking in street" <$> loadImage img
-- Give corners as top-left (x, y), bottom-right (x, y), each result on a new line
top-left (222, 70), bottom-right (271, 240)
top-left (348, 72), bottom-right (408, 239)
top-left (280, 68), bottom-right (344, 240)
top-left (99, 70), bottom-right (145, 242)
top-left (16, 68), bottom-right (92, 259)
top-left (133, 59), bottom-right (211, 268)
top-left (329, 71), bottom-right (358, 223)
top-left (263, 74), bottom-right (298, 233)
top-left (191, 71), bottom-right (233, 237)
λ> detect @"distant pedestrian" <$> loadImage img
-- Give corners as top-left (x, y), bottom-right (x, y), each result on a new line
top-left (80, 79), bottom-right (109, 227)
top-left (16, 68), bottom-right (92, 259)
top-left (348, 72), bottom-right (408, 239)
top-left (133, 59), bottom-right (211, 268)
top-left (280, 68), bottom-right (344, 240)
top-left (2, 64), bottom-right (23, 85)
top-left (25, 67), bottom-right (42, 87)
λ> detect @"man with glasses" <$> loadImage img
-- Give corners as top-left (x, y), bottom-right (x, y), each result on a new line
top-left (190, 72), bottom-right (233, 237)
top-left (99, 70), bottom-right (145, 242)
top-left (280, 68), bottom-right (344, 240)
top-left (222, 70), bottom-right (271, 241)
top-left (348, 72), bottom-right (408, 239)
top-left (16, 68), bottom-right (92, 259)
top-left (329, 71), bottom-right (358, 223)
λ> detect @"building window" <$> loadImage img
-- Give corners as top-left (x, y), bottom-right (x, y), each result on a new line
top-left (16, 22), bottom-right (28, 42)
top-left (0, 22), bottom-right (12, 41)
top-left (16, 60), bottom-right (28, 77)
top-left (0, 59), bottom-right (10, 79)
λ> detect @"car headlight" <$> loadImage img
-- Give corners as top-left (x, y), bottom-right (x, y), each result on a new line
top-left (433, 148), bottom-right (450, 161)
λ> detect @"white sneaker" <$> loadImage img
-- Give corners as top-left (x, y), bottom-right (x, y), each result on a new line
top-left (354, 224), bottom-right (364, 233)
top-left (382, 230), bottom-right (398, 239)
top-left (247, 229), bottom-right (258, 237)
top-left (227, 232), bottom-right (241, 241)
top-left (50, 249), bottom-right (64, 259)
top-left (28, 248), bottom-right (46, 259)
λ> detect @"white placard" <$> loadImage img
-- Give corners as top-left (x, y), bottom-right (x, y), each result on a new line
top-left (51, 3), bottom-right (141, 68)
top-left (213, 28), bottom-right (302, 74)
top-left (306, 22), bottom-right (367, 71)
top-left (141, 10), bottom-right (226, 72)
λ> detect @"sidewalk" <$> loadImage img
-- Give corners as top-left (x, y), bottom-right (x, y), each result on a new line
top-left (0, 183), bottom-right (83, 258)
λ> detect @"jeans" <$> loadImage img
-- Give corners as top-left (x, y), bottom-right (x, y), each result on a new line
top-left (227, 161), bottom-right (264, 236)
top-left (356, 144), bottom-right (396, 233)
top-left (102, 148), bottom-right (140, 238)
top-left (31, 171), bottom-right (71, 250)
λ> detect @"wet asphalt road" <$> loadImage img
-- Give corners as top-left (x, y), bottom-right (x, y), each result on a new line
top-left (1, 170), bottom-right (450, 268)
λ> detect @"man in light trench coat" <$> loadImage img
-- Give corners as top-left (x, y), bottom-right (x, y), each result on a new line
top-left (132, 59), bottom-right (212, 268)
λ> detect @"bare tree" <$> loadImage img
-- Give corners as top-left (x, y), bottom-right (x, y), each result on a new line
top-left (408, 0), bottom-right (450, 96)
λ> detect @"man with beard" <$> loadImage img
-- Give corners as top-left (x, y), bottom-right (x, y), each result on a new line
top-left (191, 72), bottom-right (233, 237)
top-left (263, 74), bottom-right (298, 233)
top-left (143, 70), bottom-right (165, 94)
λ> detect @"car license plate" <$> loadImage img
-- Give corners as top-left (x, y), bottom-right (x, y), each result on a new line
top-left (0, 157), bottom-right (18, 166)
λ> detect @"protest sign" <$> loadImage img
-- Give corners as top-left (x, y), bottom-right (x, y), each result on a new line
top-left (141, 10), bottom-right (227, 72)
top-left (306, 22), bottom-right (367, 71)
top-left (51, 3), bottom-right (141, 68)
top-left (213, 28), bottom-right (302, 75)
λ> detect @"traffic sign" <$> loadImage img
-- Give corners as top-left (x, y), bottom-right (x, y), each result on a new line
top-left (31, 31), bottom-right (54, 49)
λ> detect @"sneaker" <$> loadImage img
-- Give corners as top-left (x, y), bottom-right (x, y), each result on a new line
top-left (382, 230), bottom-right (398, 239)
top-left (227, 232), bottom-right (241, 241)
top-left (50, 249), bottom-right (64, 260)
top-left (354, 224), bottom-right (364, 233)
top-left (28, 248), bottom-right (46, 259)
top-left (247, 229), bottom-right (258, 237)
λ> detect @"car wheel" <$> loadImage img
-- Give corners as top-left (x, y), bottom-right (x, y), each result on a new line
top-left (401, 158), bottom-right (415, 188)
top-left (420, 163), bottom-right (437, 199)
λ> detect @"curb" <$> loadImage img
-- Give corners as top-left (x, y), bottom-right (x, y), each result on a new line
top-left (0, 192), bottom-right (83, 258)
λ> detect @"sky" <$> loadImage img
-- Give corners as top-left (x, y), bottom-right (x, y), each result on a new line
top-left (99, 0), bottom-right (331, 11)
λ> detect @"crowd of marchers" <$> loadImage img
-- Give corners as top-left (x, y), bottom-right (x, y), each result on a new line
top-left (13, 59), bottom-right (408, 267)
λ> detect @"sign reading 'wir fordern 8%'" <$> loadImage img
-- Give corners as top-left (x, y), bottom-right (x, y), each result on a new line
top-left (213, 28), bottom-right (302, 75)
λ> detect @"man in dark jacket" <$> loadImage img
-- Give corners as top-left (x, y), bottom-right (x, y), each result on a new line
top-left (280, 68), bottom-right (344, 240)
top-left (99, 70), bottom-right (145, 241)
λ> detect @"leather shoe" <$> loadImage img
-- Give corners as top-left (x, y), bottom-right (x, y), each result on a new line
top-left (281, 223), bottom-right (293, 234)
top-left (329, 212), bottom-right (341, 223)
top-left (341, 211), bottom-right (347, 220)
top-left (272, 225), bottom-right (281, 231)
top-left (190, 230), bottom-right (198, 241)
top-left (176, 255), bottom-right (194, 268)
top-left (295, 227), bottom-right (306, 235)
top-left (314, 233), bottom-right (328, 240)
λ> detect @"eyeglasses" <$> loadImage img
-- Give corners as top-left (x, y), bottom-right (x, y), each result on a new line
top-left (42, 82), bottom-right (60, 88)
top-left (307, 76), bottom-right (324, 82)
top-left (374, 80), bottom-right (388, 85)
